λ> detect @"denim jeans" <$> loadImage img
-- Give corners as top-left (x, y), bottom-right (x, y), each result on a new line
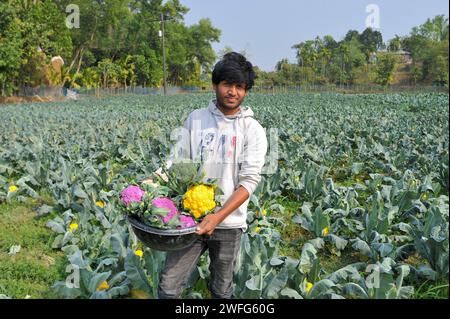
top-left (157, 228), bottom-right (243, 299)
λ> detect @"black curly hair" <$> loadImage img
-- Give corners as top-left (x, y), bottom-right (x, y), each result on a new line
top-left (212, 52), bottom-right (256, 91)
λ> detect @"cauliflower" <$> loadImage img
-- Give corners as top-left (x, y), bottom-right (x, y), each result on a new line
top-left (151, 197), bottom-right (178, 224)
top-left (182, 184), bottom-right (216, 219)
top-left (179, 215), bottom-right (196, 228)
top-left (120, 185), bottom-right (145, 206)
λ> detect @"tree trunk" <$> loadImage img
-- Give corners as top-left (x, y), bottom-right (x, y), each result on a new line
top-left (75, 47), bottom-right (85, 75)
top-left (62, 45), bottom-right (85, 87)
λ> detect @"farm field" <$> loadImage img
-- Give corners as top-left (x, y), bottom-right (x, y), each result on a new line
top-left (0, 92), bottom-right (448, 299)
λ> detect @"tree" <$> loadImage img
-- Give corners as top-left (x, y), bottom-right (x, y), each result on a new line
top-left (359, 28), bottom-right (383, 60)
top-left (56, 0), bottom-right (134, 85)
top-left (411, 15), bottom-right (449, 42)
top-left (375, 52), bottom-right (398, 86)
top-left (1, 0), bottom-right (73, 94)
top-left (317, 46), bottom-right (332, 82)
top-left (388, 35), bottom-right (402, 52)
top-left (118, 55), bottom-right (136, 88)
top-left (0, 3), bottom-right (23, 95)
top-left (80, 67), bottom-right (101, 89)
top-left (98, 58), bottom-right (120, 88)
top-left (274, 58), bottom-right (297, 85)
top-left (344, 30), bottom-right (360, 42)
top-left (323, 35), bottom-right (338, 50)
top-left (292, 40), bottom-right (318, 68)
top-left (402, 15), bottom-right (449, 85)
top-left (132, 53), bottom-right (162, 87)
top-left (428, 48), bottom-right (449, 87)
top-left (187, 19), bottom-right (221, 73)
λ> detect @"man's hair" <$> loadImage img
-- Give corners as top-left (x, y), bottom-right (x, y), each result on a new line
top-left (212, 52), bottom-right (256, 91)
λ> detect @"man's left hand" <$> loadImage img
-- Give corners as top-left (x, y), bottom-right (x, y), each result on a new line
top-left (195, 214), bottom-right (221, 236)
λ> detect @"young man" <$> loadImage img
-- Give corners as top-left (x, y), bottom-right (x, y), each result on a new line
top-left (155, 52), bottom-right (267, 299)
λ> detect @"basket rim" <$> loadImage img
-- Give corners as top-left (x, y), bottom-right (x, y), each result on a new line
top-left (125, 214), bottom-right (198, 236)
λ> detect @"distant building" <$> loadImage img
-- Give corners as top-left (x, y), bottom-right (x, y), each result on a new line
top-left (370, 49), bottom-right (413, 64)
top-left (369, 52), bottom-right (378, 64)
top-left (393, 50), bottom-right (413, 64)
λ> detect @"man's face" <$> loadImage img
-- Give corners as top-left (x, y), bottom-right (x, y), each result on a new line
top-left (214, 81), bottom-right (247, 113)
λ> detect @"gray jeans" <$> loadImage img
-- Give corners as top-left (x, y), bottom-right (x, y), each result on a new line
top-left (157, 228), bottom-right (243, 299)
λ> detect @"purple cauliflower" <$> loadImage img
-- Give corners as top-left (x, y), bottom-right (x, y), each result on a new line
top-left (120, 185), bottom-right (145, 206)
top-left (152, 197), bottom-right (178, 224)
top-left (179, 215), bottom-right (196, 229)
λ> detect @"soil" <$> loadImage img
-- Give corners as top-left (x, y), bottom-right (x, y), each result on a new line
top-left (0, 95), bottom-right (57, 105)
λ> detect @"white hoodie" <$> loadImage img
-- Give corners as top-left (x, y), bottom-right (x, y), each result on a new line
top-left (168, 100), bottom-right (268, 231)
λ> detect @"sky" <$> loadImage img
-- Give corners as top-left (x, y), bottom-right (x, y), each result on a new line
top-left (178, 0), bottom-right (449, 71)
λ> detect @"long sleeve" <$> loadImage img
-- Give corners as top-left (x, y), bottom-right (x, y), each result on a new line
top-left (238, 122), bottom-right (267, 196)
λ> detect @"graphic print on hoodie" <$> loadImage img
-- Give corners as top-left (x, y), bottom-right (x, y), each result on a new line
top-left (169, 100), bottom-right (268, 231)
top-left (199, 121), bottom-right (238, 164)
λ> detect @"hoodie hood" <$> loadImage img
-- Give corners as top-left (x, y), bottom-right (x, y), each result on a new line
top-left (207, 100), bottom-right (254, 119)
top-left (207, 99), bottom-right (253, 176)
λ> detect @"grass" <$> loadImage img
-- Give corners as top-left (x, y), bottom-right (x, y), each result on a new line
top-left (333, 176), bottom-right (373, 204)
top-left (318, 249), bottom-right (366, 275)
top-left (269, 198), bottom-right (314, 259)
top-left (412, 280), bottom-right (449, 299)
top-left (402, 253), bottom-right (449, 299)
top-left (0, 195), bottom-right (67, 299)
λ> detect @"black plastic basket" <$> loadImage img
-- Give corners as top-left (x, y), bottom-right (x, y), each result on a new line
top-left (126, 215), bottom-right (200, 251)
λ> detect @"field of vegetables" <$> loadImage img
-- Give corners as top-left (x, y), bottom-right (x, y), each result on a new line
top-left (0, 92), bottom-right (448, 299)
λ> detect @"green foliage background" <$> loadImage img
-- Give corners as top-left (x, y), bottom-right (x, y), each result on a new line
top-left (0, 2), bottom-right (448, 96)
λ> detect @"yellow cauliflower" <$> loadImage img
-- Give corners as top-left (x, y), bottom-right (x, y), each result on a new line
top-left (183, 184), bottom-right (216, 219)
